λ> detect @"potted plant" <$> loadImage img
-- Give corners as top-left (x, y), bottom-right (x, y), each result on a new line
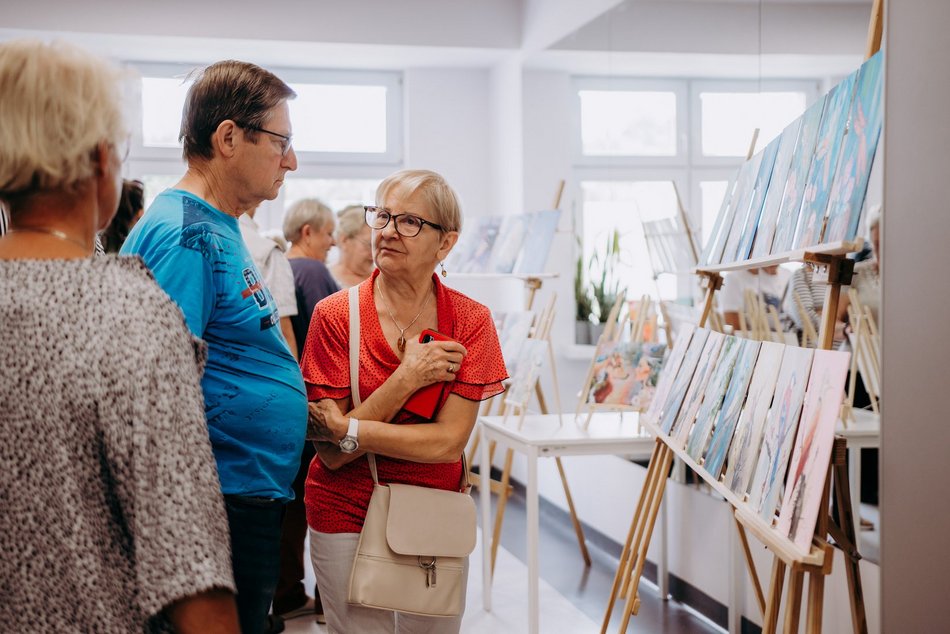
top-left (589, 228), bottom-right (622, 344)
top-left (574, 248), bottom-right (595, 345)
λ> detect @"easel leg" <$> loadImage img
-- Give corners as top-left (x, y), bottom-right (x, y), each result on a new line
top-left (762, 559), bottom-right (787, 634)
top-left (735, 518), bottom-right (767, 616)
top-left (601, 441), bottom-right (663, 633)
top-left (554, 457), bottom-right (592, 566)
top-left (782, 570), bottom-right (805, 633)
top-left (805, 571), bottom-right (825, 633)
top-left (833, 439), bottom-right (868, 634)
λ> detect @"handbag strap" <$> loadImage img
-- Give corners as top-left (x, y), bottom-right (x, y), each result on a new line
top-left (350, 282), bottom-right (468, 493)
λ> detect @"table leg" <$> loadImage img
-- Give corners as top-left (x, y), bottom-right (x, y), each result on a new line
top-left (527, 446), bottom-right (540, 634)
top-left (849, 445), bottom-right (862, 522)
top-left (480, 426), bottom-right (492, 612)
top-left (729, 516), bottom-right (741, 634)
top-left (659, 495), bottom-right (668, 600)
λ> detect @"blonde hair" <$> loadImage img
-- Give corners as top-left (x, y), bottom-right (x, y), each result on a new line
top-left (283, 198), bottom-right (334, 243)
top-left (336, 204), bottom-right (367, 241)
top-left (375, 169), bottom-right (462, 233)
top-left (0, 40), bottom-right (127, 204)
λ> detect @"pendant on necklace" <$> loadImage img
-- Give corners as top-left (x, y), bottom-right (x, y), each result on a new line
top-left (398, 335), bottom-right (407, 353)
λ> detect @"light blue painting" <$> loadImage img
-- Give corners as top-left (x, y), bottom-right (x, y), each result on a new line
top-left (750, 118), bottom-right (803, 258)
top-left (685, 336), bottom-right (743, 462)
top-left (703, 340), bottom-right (762, 480)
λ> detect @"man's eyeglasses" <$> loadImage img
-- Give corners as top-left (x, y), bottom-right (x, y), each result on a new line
top-left (364, 206), bottom-right (444, 238)
top-left (238, 123), bottom-right (293, 157)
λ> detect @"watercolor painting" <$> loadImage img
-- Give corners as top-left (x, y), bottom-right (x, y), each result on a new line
top-left (645, 325), bottom-right (696, 425)
top-left (771, 96), bottom-right (827, 254)
top-left (685, 336), bottom-right (743, 462)
top-left (777, 349), bottom-right (851, 552)
top-left (724, 342), bottom-right (785, 497)
top-left (706, 159), bottom-right (757, 266)
top-left (719, 152), bottom-right (764, 265)
top-left (505, 338), bottom-right (547, 407)
top-left (495, 310), bottom-right (535, 376)
top-left (734, 139), bottom-right (781, 262)
top-left (513, 209), bottom-right (561, 275)
top-left (703, 340), bottom-right (762, 480)
top-left (700, 178), bottom-right (736, 266)
top-left (793, 70), bottom-right (858, 249)
top-left (670, 331), bottom-right (726, 446)
top-left (488, 213), bottom-right (532, 274)
top-left (657, 328), bottom-right (713, 436)
top-left (456, 215), bottom-right (503, 273)
top-left (823, 51), bottom-right (885, 245)
top-left (587, 341), bottom-right (667, 411)
top-left (750, 118), bottom-right (803, 258)
top-left (747, 346), bottom-right (814, 521)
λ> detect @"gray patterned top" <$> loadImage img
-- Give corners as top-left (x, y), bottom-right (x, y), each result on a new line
top-left (0, 256), bottom-right (234, 632)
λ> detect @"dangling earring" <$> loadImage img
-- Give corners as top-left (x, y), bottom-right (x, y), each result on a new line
top-left (440, 261), bottom-right (447, 278)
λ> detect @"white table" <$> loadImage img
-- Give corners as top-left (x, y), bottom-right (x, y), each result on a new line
top-left (478, 411), bottom-right (656, 634)
top-left (836, 409), bottom-right (881, 517)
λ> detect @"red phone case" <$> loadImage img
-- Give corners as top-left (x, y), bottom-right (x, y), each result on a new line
top-left (403, 329), bottom-right (456, 419)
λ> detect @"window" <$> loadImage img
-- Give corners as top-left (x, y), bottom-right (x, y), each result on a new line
top-left (141, 77), bottom-right (192, 148)
top-left (283, 178), bottom-right (381, 211)
top-left (287, 84), bottom-right (387, 154)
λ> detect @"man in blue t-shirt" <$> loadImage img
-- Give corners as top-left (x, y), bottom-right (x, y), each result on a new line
top-left (122, 60), bottom-right (306, 634)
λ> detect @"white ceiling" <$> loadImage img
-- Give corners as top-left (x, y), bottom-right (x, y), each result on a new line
top-left (0, 0), bottom-right (874, 78)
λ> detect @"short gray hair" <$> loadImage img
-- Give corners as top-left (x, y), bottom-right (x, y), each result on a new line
top-left (283, 198), bottom-right (334, 243)
top-left (375, 169), bottom-right (462, 233)
top-left (336, 204), bottom-right (366, 241)
top-left (0, 40), bottom-right (127, 205)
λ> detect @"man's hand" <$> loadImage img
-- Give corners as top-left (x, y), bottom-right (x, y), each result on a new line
top-left (306, 399), bottom-right (348, 441)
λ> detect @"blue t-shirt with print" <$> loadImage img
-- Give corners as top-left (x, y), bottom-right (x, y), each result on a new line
top-left (121, 189), bottom-right (306, 501)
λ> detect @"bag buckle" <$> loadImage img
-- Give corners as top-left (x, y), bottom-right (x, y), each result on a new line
top-left (418, 556), bottom-right (437, 588)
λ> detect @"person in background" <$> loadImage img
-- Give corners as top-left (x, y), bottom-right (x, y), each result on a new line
top-left (101, 178), bottom-right (145, 252)
top-left (272, 197), bottom-right (340, 625)
top-left (0, 39), bottom-right (237, 633)
top-left (782, 263), bottom-right (828, 346)
top-left (330, 203), bottom-right (374, 288)
top-left (240, 204), bottom-right (299, 358)
top-left (121, 59), bottom-right (307, 634)
top-left (302, 169), bottom-right (507, 633)
top-left (720, 265), bottom-right (791, 332)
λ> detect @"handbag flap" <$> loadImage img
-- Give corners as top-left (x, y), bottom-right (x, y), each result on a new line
top-left (385, 483), bottom-right (476, 557)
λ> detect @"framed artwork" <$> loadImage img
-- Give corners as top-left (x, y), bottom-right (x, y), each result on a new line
top-left (793, 71), bottom-right (858, 249)
top-left (734, 139), bottom-right (781, 262)
top-left (513, 209), bottom-right (561, 275)
top-left (776, 349), bottom-right (851, 551)
top-left (685, 336), bottom-right (743, 462)
top-left (823, 51), bottom-right (885, 245)
top-left (587, 341), bottom-right (666, 411)
top-left (645, 324), bottom-right (696, 425)
top-left (670, 331), bottom-right (726, 446)
top-left (747, 346), bottom-right (814, 521)
top-left (771, 96), bottom-right (827, 254)
top-left (505, 338), bottom-right (547, 407)
top-left (750, 118), bottom-right (803, 258)
top-left (703, 340), bottom-right (762, 480)
top-left (656, 328), bottom-right (712, 435)
top-left (700, 178), bottom-right (736, 266)
top-left (488, 214), bottom-right (532, 274)
top-left (724, 341), bottom-right (785, 497)
top-left (719, 152), bottom-right (764, 265)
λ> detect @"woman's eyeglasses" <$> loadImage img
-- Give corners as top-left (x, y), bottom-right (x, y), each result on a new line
top-left (364, 206), bottom-right (444, 238)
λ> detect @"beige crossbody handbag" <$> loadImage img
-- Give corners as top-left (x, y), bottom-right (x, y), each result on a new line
top-left (345, 285), bottom-right (477, 617)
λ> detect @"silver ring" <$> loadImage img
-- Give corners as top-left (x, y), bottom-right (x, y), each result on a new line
top-left (448, 362), bottom-right (455, 373)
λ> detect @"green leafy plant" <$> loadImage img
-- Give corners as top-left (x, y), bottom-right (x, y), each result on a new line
top-left (574, 243), bottom-right (595, 322)
top-left (589, 228), bottom-right (622, 324)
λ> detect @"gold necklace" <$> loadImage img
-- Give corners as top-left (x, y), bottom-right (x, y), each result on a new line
top-left (376, 276), bottom-right (433, 353)
top-left (8, 226), bottom-right (92, 253)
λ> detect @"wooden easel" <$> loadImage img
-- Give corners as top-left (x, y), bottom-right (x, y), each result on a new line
top-left (841, 288), bottom-right (881, 422)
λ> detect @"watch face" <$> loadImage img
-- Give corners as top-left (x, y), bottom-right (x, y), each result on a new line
top-left (339, 436), bottom-right (358, 453)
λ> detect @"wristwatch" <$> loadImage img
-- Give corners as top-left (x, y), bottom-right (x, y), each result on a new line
top-left (339, 417), bottom-right (360, 453)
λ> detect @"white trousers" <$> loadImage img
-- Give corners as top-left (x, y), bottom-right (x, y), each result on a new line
top-left (309, 529), bottom-right (467, 634)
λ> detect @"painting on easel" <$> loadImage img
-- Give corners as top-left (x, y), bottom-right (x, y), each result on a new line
top-left (747, 346), bottom-right (814, 521)
top-left (750, 118), bottom-right (802, 258)
top-left (823, 51), bottom-right (885, 245)
top-left (513, 209), bottom-right (562, 275)
top-left (670, 331), bottom-right (725, 445)
top-left (655, 328), bottom-right (711, 435)
top-left (488, 214), bottom-right (532, 274)
top-left (734, 140), bottom-right (780, 262)
top-left (771, 96), bottom-right (826, 254)
top-left (724, 341), bottom-right (785, 497)
top-left (700, 179), bottom-right (736, 266)
top-left (587, 340), bottom-right (666, 412)
top-left (645, 324), bottom-right (696, 426)
top-left (703, 339), bottom-right (762, 480)
top-left (793, 70), bottom-right (858, 249)
top-left (686, 336), bottom-right (744, 462)
top-left (776, 349), bottom-right (851, 551)
top-left (494, 310), bottom-right (535, 376)
top-left (455, 215), bottom-right (503, 273)
top-left (718, 154), bottom-right (763, 265)
top-left (504, 337), bottom-right (547, 407)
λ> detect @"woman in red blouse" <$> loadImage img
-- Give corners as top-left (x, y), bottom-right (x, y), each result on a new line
top-left (300, 169), bottom-right (507, 633)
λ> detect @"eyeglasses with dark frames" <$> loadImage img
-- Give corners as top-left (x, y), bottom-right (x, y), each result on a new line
top-left (364, 206), bottom-right (444, 238)
top-left (237, 123), bottom-right (293, 156)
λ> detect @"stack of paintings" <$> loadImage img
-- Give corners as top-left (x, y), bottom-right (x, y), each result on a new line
top-left (698, 51), bottom-right (883, 266)
top-left (445, 209), bottom-right (562, 275)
